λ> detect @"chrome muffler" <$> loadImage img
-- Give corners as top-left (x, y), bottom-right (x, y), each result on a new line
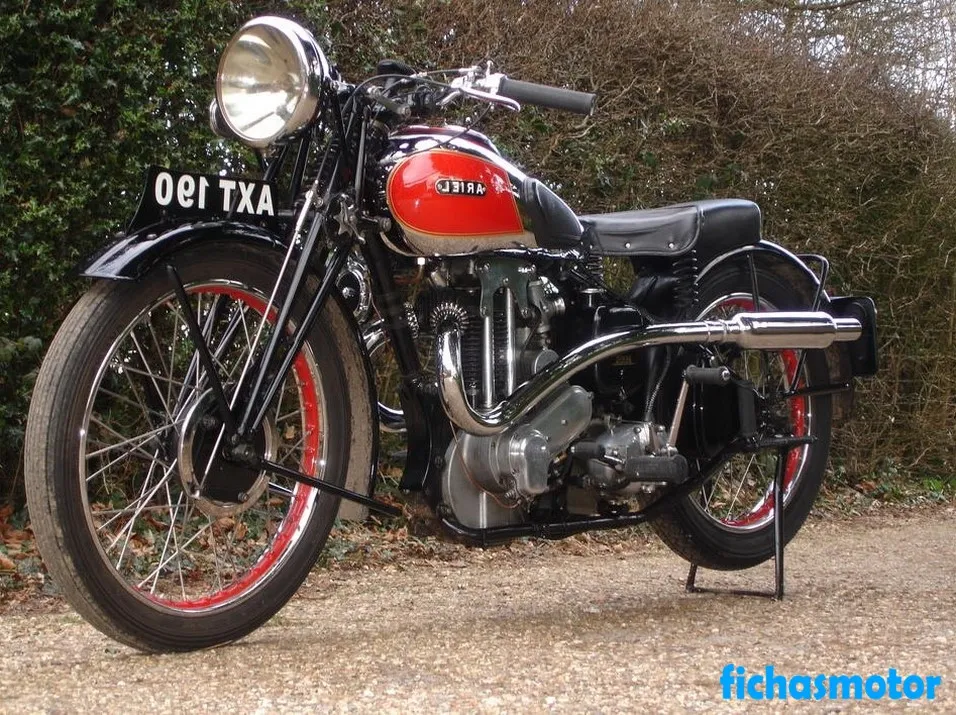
top-left (437, 311), bottom-right (862, 436)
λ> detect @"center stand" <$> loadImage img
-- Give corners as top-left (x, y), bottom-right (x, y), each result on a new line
top-left (684, 444), bottom-right (792, 600)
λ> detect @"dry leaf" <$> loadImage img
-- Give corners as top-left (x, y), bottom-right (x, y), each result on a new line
top-left (3, 529), bottom-right (30, 543)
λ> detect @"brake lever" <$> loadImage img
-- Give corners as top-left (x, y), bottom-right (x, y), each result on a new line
top-left (446, 74), bottom-right (521, 112)
top-left (437, 89), bottom-right (462, 108)
top-left (457, 85), bottom-right (520, 111)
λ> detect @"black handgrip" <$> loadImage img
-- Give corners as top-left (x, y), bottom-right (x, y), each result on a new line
top-left (377, 59), bottom-right (417, 77)
top-left (498, 78), bottom-right (596, 115)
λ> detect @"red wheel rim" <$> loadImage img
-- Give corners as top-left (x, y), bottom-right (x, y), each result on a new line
top-left (152, 286), bottom-right (320, 610)
top-left (81, 282), bottom-right (323, 613)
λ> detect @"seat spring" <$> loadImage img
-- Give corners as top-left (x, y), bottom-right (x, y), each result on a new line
top-left (586, 253), bottom-right (606, 283)
top-left (673, 250), bottom-right (699, 313)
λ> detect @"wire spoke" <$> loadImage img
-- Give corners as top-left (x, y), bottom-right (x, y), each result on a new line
top-left (115, 361), bottom-right (189, 390)
top-left (150, 483), bottom-right (186, 596)
top-left (129, 331), bottom-right (173, 419)
top-left (237, 300), bottom-right (255, 357)
top-left (145, 314), bottom-right (170, 385)
top-left (704, 470), bottom-right (724, 510)
top-left (110, 356), bottom-right (163, 432)
top-left (206, 514), bottom-right (225, 593)
top-left (86, 418), bottom-right (180, 459)
top-left (87, 419), bottom-right (176, 459)
top-left (108, 459), bottom-right (178, 565)
top-left (275, 409), bottom-right (303, 424)
top-left (85, 438), bottom-right (171, 484)
top-left (94, 503), bottom-right (178, 527)
top-left (166, 307), bottom-right (182, 411)
top-left (267, 482), bottom-right (296, 500)
top-left (97, 384), bottom-right (168, 425)
top-left (726, 454), bottom-right (757, 517)
top-left (136, 519), bottom-right (214, 590)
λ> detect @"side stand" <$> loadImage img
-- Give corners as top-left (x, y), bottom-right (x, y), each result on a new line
top-left (685, 446), bottom-right (789, 600)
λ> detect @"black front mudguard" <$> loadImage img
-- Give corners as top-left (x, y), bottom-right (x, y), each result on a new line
top-left (81, 220), bottom-right (289, 281)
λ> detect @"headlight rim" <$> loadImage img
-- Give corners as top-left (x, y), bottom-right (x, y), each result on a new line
top-left (215, 15), bottom-right (330, 149)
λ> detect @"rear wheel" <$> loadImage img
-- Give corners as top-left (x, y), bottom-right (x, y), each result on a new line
top-left (651, 262), bottom-right (832, 570)
top-left (25, 243), bottom-right (372, 651)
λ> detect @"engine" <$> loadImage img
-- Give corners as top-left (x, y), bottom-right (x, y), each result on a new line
top-left (422, 256), bottom-right (686, 529)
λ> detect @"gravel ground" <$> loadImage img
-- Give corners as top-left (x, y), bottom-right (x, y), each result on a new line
top-left (0, 506), bottom-right (953, 713)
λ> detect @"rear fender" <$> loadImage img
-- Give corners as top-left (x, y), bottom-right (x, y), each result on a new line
top-left (699, 240), bottom-right (857, 418)
top-left (80, 220), bottom-right (288, 281)
top-left (698, 240), bottom-right (826, 302)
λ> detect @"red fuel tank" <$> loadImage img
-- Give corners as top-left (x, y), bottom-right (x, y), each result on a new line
top-left (382, 127), bottom-right (537, 255)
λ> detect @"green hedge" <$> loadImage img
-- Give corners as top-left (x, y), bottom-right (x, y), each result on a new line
top-left (2, 0), bottom-right (954, 498)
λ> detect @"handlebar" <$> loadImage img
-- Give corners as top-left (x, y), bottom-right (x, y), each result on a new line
top-left (361, 64), bottom-right (598, 120)
top-left (497, 78), bottom-right (596, 116)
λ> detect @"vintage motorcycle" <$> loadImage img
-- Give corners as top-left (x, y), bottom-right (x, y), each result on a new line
top-left (25, 16), bottom-right (877, 652)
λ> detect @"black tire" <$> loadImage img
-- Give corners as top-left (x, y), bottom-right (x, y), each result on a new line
top-left (651, 261), bottom-right (832, 570)
top-left (25, 242), bottom-right (373, 652)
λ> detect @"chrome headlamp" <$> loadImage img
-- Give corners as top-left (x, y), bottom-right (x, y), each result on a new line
top-left (215, 16), bottom-right (330, 148)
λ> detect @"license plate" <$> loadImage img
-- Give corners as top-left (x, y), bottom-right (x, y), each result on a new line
top-left (128, 166), bottom-right (280, 232)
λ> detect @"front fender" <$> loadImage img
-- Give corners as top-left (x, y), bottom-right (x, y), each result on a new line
top-left (80, 220), bottom-right (287, 281)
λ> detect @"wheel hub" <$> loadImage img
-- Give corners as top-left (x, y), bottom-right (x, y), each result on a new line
top-left (177, 391), bottom-right (275, 517)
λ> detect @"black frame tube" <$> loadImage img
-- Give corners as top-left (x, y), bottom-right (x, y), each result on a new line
top-left (261, 459), bottom-right (401, 517)
top-left (237, 90), bottom-right (366, 441)
top-left (235, 212), bottom-right (327, 437)
top-left (289, 135), bottom-right (312, 199)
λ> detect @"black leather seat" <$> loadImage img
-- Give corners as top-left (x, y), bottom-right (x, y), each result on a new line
top-left (579, 199), bottom-right (762, 257)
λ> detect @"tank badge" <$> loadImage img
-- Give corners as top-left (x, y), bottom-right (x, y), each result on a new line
top-left (435, 178), bottom-right (487, 197)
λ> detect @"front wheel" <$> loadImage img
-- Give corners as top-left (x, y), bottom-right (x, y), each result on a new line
top-left (25, 242), bottom-right (373, 652)
top-left (651, 261), bottom-right (833, 570)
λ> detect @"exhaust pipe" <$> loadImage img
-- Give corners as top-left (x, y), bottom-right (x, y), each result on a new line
top-left (437, 311), bottom-right (862, 436)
